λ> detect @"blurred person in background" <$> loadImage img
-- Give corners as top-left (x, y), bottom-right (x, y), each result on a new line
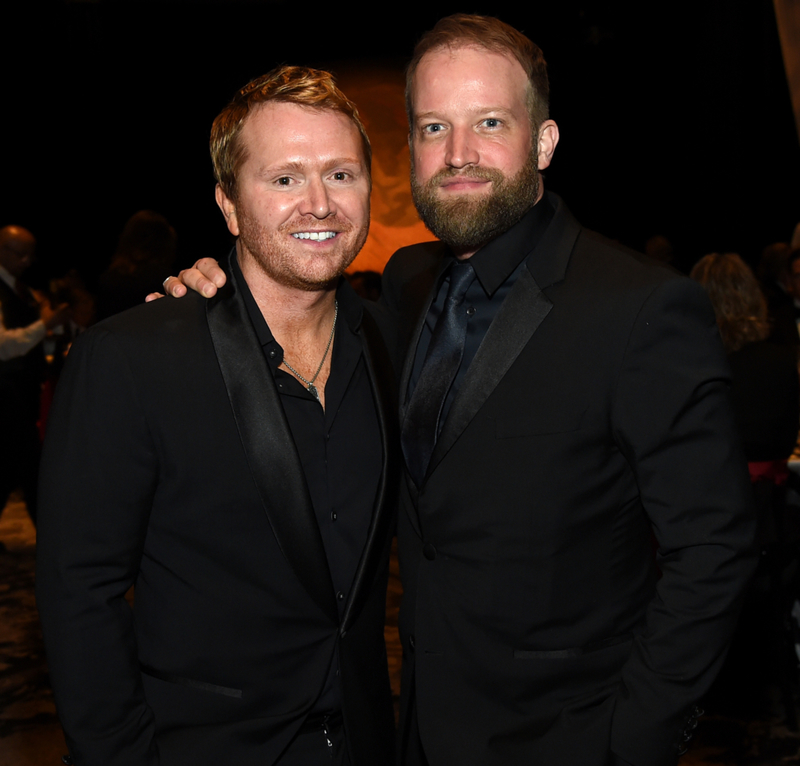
top-left (96, 210), bottom-right (178, 321)
top-left (0, 225), bottom-right (70, 532)
top-left (757, 242), bottom-right (798, 347)
top-left (692, 252), bottom-right (799, 543)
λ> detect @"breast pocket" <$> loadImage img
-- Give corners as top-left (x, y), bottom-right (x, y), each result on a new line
top-left (513, 633), bottom-right (631, 660)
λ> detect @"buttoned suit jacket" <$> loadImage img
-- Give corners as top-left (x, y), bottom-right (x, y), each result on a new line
top-left (381, 194), bottom-right (756, 766)
top-left (36, 256), bottom-right (399, 766)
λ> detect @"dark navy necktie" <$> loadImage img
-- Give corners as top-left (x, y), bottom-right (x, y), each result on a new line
top-left (403, 260), bottom-right (475, 486)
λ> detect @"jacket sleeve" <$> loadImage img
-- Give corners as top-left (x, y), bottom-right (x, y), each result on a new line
top-left (608, 277), bottom-right (757, 766)
top-left (35, 327), bottom-right (160, 766)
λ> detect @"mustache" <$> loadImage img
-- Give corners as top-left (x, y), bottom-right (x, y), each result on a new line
top-left (279, 215), bottom-right (354, 233)
top-left (424, 166), bottom-right (506, 188)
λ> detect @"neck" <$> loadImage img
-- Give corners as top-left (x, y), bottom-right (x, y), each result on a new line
top-left (237, 247), bottom-right (338, 342)
top-left (238, 247), bottom-right (339, 409)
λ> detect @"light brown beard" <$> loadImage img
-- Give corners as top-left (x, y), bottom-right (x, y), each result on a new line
top-left (411, 148), bottom-right (540, 252)
top-left (236, 212), bottom-right (369, 292)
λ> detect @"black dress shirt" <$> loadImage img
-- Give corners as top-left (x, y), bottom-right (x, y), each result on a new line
top-left (234, 255), bottom-right (382, 714)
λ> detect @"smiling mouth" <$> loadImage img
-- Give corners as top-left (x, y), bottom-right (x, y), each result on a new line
top-left (292, 231), bottom-right (338, 241)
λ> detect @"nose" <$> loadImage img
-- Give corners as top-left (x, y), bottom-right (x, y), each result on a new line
top-left (445, 126), bottom-right (479, 169)
top-left (299, 177), bottom-right (334, 219)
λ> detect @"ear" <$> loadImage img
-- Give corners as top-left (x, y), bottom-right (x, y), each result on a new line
top-left (536, 120), bottom-right (559, 171)
top-left (215, 184), bottom-right (240, 237)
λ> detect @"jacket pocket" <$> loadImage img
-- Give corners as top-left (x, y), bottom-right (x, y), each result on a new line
top-left (140, 664), bottom-right (242, 698)
top-left (513, 633), bottom-right (631, 660)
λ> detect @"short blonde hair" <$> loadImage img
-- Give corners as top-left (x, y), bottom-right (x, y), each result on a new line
top-left (210, 66), bottom-right (371, 200)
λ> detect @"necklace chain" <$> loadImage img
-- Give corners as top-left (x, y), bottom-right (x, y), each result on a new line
top-left (281, 299), bottom-right (338, 403)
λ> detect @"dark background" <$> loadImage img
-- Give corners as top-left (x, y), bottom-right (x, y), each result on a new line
top-left (4, 0), bottom-right (799, 287)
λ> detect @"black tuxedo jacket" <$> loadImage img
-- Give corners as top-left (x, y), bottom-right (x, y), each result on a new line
top-left (36, 259), bottom-right (399, 766)
top-left (382, 194), bottom-right (756, 766)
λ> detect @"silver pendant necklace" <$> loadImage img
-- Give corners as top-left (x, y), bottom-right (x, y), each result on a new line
top-left (281, 300), bottom-right (338, 403)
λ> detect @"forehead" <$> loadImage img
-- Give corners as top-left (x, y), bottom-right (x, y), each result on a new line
top-left (410, 45), bottom-right (530, 118)
top-left (239, 101), bottom-right (365, 169)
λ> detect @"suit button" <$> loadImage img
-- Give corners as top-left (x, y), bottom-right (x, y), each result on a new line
top-left (423, 543), bottom-right (436, 560)
top-left (409, 634), bottom-right (415, 652)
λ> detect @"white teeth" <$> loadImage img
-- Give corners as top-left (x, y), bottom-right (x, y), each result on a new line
top-left (292, 231), bottom-right (337, 241)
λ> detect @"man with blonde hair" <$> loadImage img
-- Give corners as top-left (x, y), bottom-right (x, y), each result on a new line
top-left (36, 66), bottom-right (397, 766)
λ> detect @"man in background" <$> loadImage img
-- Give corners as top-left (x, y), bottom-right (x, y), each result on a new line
top-left (0, 225), bottom-right (69, 529)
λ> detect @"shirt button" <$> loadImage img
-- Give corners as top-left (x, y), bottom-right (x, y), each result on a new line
top-left (466, 306), bottom-right (476, 317)
top-left (331, 511), bottom-right (337, 521)
top-left (268, 349), bottom-right (277, 358)
top-left (337, 591), bottom-right (345, 600)
top-left (423, 543), bottom-right (436, 560)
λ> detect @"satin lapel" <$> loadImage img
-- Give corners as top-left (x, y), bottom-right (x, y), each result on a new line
top-left (206, 261), bottom-right (338, 624)
top-left (341, 307), bottom-right (400, 633)
top-left (429, 268), bottom-right (552, 473)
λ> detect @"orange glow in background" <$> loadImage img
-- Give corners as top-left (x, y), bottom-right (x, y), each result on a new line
top-left (335, 67), bottom-right (434, 274)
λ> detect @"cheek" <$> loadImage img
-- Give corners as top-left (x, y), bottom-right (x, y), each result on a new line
top-left (412, 142), bottom-right (441, 175)
top-left (338, 188), bottom-right (371, 227)
top-left (350, 202), bottom-right (371, 232)
top-left (490, 147), bottom-right (525, 177)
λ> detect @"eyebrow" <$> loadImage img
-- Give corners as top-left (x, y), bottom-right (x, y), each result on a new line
top-left (259, 158), bottom-right (365, 176)
top-left (415, 106), bottom-right (517, 119)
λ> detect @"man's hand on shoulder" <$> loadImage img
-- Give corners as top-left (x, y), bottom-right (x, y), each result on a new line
top-left (145, 258), bottom-right (227, 302)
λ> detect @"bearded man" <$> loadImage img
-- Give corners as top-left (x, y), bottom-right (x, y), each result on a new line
top-left (166, 15), bottom-right (756, 766)
top-left (36, 67), bottom-right (398, 766)
top-left (381, 16), bottom-right (755, 766)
